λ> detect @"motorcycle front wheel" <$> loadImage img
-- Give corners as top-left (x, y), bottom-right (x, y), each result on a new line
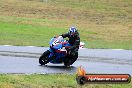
top-left (39, 50), bottom-right (50, 65)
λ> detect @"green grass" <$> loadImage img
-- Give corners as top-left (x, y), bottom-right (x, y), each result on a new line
top-left (0, 0), bottom-right (132, 49)
top-left (0, 74), bottom-right (131, 88)
top-left (0, 15), bottom-right (132, 49)
top-left (0, 1), bottom-right (132, 88)
top-left (0, 19), bottom-right (67, 46)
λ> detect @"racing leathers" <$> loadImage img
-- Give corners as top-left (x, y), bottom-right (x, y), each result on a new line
top-left (61, 31), bottom-right (80, 66)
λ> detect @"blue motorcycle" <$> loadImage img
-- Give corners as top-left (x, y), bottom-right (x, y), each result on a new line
top-left (39, 36), bottom-right (73, 66)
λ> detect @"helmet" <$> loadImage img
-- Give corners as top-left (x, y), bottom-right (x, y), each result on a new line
top-left (68, 26), bottom-right (77, 37)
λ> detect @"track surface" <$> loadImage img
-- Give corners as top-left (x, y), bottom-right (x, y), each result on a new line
top-left (0, 45), bottom-right (132, 75)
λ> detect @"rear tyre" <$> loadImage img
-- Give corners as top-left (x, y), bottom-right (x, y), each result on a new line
top-left (64, 52), bottom-right (78, 67)
top-left (64, 58), bottom-right (71, 67)
top-left (39, 50), bottom-right (50, 65)
top-left (64, 62), bottom-right (70, 67)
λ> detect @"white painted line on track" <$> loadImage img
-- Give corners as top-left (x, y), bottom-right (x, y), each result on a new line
top-left (1, 45), bottom-right (126, 50)
top-left (3, 45), bottom-right (12, 46)
top-left (26, 46), bottom-right (36, 47)
top-left (111, 49), bottom-right (124, 50)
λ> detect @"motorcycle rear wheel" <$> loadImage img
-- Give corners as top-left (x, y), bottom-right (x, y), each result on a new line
top-left (64, 53), bottom-right (78, 67)
top-left (64, 58), bottom-right (71, 67)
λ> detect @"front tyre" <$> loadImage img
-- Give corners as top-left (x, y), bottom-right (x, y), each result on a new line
top-left (39, 50), bottom-right (50, 65)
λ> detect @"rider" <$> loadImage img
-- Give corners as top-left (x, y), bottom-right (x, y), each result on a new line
top-left (61, 26), bottom-right (80, 66)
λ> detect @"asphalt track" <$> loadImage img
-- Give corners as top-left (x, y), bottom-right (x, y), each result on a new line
top-left (0, 45), bottom-right (132, 75)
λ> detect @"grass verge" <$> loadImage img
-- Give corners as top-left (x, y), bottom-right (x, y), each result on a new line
top-left (0, 0), bottom-right (132, 49)
top-left (0, 74), bottom-right (132, 88)
top-left (0, 16), bottom-right (132, 49)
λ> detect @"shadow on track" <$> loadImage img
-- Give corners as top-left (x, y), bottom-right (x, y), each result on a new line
top-left (39, 64), bottom-right (77, 74)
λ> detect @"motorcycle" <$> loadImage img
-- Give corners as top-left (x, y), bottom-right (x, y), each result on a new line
top-left (39, 36), bottom-right (74, 67)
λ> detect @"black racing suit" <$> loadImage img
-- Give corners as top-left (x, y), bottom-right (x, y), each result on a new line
top-left (61, 31), bottom-right (80, 65)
